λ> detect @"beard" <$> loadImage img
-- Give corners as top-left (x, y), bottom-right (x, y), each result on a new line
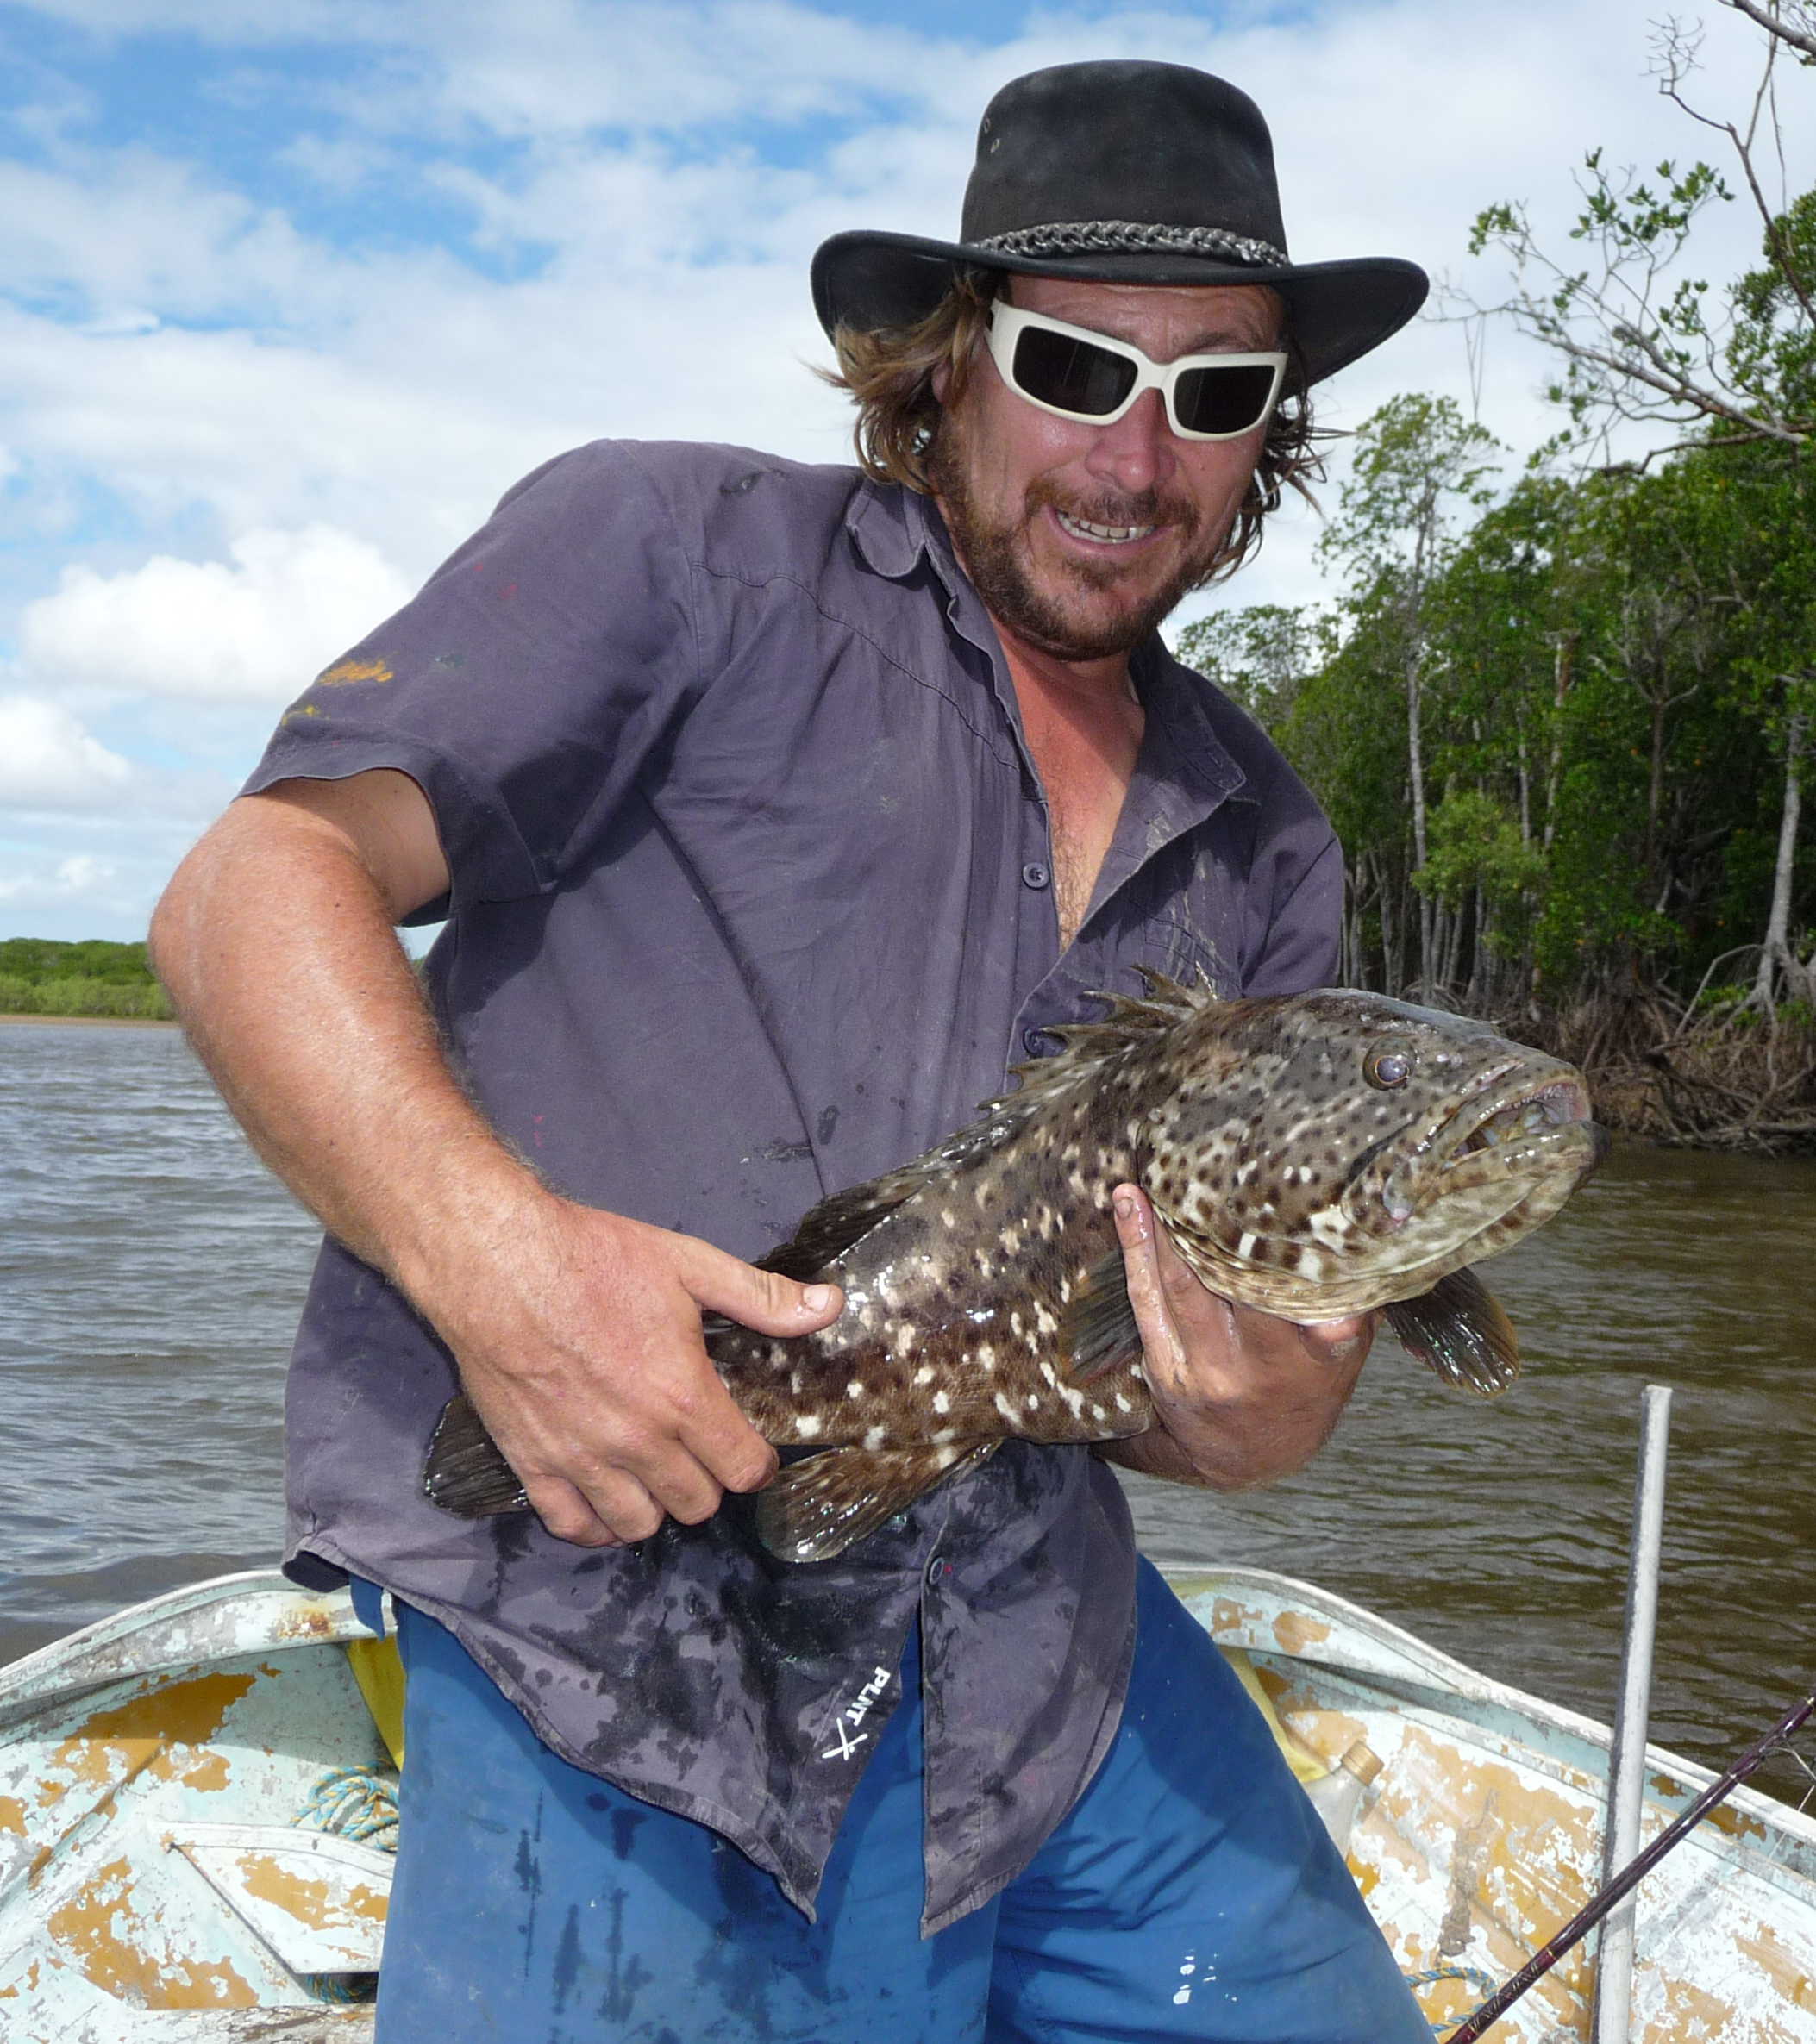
top-left (925, 411), bottom-right (1238, 663)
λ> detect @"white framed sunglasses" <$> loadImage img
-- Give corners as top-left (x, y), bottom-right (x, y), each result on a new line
top-left (986, 303), bottom-right (1288, 442)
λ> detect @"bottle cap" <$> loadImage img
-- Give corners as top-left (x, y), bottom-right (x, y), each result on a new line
top-left (1339, 1739), bottom-right (1383, 1787)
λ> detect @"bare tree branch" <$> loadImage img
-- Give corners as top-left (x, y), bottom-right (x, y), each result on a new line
top-left (1719, 0), bottom-right (1816, 62)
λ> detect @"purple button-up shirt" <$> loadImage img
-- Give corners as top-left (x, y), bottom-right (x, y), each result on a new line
top-left (244, 440), bottom-right (1340, 1931)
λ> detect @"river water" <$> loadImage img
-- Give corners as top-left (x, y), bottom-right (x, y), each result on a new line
top-left (2, 1020), bottom-right (1812, 1802)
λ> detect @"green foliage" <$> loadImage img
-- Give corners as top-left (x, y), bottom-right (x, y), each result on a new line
top-left (1414, 792), bottom-right (1547, 909)
top-left (0, 941), bottom-right (172, 1018)
top-left (0, 975), bottom-right (173, 1020)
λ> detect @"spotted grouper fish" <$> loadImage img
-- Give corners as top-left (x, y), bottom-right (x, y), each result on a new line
top-left (425, 978), bottom-right (1605, 1561)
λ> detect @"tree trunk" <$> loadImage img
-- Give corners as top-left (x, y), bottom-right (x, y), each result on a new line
top-left (1381, 867), bottom-right (1403, 995)
top-left (1406, 655), bottom-right (1432, 988)
top-left (1543, 633), bottom-right (1575, 855)
top-left (1753, 703), bottom-right (1809, 1008)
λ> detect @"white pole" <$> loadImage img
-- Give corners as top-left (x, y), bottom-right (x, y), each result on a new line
top-left (1593, 1382), bottom-right (1674, 2044)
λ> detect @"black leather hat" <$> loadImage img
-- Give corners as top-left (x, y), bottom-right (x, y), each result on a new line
top-left (811, 61), bottom-right (1428, 387)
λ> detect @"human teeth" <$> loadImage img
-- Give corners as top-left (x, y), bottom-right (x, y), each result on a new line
top-left (1057, 512), bottom-right (1155, 544)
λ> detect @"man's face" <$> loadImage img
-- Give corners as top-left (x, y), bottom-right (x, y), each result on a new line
top-left (928, 273), bottom-right (1284, 666)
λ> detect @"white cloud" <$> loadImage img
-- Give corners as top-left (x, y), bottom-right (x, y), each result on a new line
top-left (0, 695), bottom-right (133, 809)
top-left (0, 850), bottom-right (122, 903)
top-left (19, 526), bottom-right (416, 703)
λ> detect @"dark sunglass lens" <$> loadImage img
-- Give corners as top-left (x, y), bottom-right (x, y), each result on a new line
top-left (1173, 362), bottom-right (1278, 435)
top-left (1012, 328), bottom-right (1137, 417)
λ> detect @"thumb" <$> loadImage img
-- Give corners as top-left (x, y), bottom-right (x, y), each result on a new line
top-left (678, 1238), bottom-right (845, 1336)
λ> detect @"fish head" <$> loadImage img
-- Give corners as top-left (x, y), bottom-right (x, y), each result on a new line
top-left (1142, 990), bottom-right (1606, 1317)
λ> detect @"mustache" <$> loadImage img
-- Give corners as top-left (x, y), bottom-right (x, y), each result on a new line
top-left (1028, 479), bottom-right (1199, 535)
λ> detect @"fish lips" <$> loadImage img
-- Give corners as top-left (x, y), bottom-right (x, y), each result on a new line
top-left (1348, 1067), bottom-right (1601, 1232)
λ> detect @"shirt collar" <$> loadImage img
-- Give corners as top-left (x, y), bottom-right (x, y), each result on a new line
top-left (845, 476), bottom-right (951, 586)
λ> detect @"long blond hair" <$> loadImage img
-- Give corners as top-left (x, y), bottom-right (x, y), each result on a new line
top-left (821, 270), bottom-right (1322, 582)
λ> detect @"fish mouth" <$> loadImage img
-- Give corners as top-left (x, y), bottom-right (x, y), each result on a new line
top-left (1380, 1066), bottom-right (1601, 1216)
top-left (1443, 1072), bottom-right (1599, 1164)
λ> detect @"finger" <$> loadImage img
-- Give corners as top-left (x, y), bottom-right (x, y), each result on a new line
top-left (523, 1474), bottom-right (628, 1548)
top-left (571, 1463), bottom-right (670, 1546)
top-left (675, 1390), bottom-right (780, 1497)
top-left (677, 1236), bottom-right (845, 1336)
top-left (1297, 1310), bottom-right (1377, 1369)
top-left (1112, 1185), bottom-right (1190, 1382)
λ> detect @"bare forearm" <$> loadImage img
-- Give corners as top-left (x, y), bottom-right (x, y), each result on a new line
top-left (150, 798), bottom-right (539, 1297)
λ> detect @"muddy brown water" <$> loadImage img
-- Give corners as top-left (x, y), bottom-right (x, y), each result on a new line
top-left (3, 1021), bottom-right (1812, 1803)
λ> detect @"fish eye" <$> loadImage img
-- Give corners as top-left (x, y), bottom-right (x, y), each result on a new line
top-left (1364, 1043), bottom-right (1413, 1091)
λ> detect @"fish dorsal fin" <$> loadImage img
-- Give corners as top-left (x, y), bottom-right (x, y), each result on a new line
top-left (1059, 1251), bottom-right (1145, 1385)
top-left (988, 971), bottom-right (1209, 1124)
top-left (1385, 1267), bottom-right (1520, 1397)
top-left (754, 1441), bottom-right (1000, 1562)
top-left (755, 975), bottom-right (1210, 1284)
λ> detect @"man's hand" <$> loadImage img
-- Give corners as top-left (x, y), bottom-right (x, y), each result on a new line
top-left (423, 1193), bottom-right (844, 1548)
top-left (1099, 1183), bottom-right (1372, 1489)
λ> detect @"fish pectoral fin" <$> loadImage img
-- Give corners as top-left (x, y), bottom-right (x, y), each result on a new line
top-left (755, 1441), bottom-right (1000, 1564)
top-left (1059, 1252), bottom-right (1145, 1385)
top-left (423, 1393), bottom-right (530, 1516)
top-left (1385, 1266), bottom-right (1520, 1397)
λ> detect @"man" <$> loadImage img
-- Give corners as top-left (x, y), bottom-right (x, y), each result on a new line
top-left (152, 60), bottom-right (1431, 2043)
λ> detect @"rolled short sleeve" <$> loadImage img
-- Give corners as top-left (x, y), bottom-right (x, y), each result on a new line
top-left (241, 441), bottom-right (704, 912)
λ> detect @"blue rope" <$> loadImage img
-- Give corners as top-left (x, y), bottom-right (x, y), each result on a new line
top-left (1406, 1965), bottom-right (1501, 2037)
top-left (297, 1763), bottom-right (400, 1853)
top-left (292, 1762), bottom-right (402, 2003)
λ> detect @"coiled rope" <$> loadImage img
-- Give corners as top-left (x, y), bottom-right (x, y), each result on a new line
top-left (293, 1763), bottom-right (402, 2003)
top-left (1406, 1965), bottom-right (1501, 2036)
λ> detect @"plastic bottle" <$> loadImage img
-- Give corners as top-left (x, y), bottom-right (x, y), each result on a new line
top-left (1304, 1739), bottom-right (1383, 1856)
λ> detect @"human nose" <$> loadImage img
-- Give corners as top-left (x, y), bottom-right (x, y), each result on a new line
top-left (1082, 387), bottom-right (1177, 495)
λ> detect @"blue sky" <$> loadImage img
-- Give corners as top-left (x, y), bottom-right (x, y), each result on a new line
top-left (0, 0), bottom-right (1808, 941)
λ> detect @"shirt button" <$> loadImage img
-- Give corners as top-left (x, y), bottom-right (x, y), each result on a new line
top-left (925, 1553), bottom-right (949, 1589)
top-left (1021, 861), bottom-right (1050, 890)
top-left (1023, 1028), bottom-right (1048, 1056)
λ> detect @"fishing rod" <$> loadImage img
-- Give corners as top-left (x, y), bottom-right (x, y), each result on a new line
top-left (1443, 1688), bottom-right (1816, 2043)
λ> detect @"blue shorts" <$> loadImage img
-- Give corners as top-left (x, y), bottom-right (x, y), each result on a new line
top-left (371, 1559), bottom-right (1426, 2042)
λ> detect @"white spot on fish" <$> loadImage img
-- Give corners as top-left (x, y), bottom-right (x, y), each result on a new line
top-left (892, 1324), bottom-right (916, 1359)
top-left (1034, 1303), bottom-right (1057, 1336)
top-left (1308, 1206), bottom-right (1350, 1248)
top-left (912, 1366), bottom-right (935, 1387)
top-left (994, 1391), bottom-right (1022, 1430)
top-left (933, 1389), bottom-right (950, 1415)
top-left (1237, 1231), bottom-right (1258, 1260)
top-left (977, 1344), bottom-right (997, 1372)
top-left (864, 1426), bottom-right (888, 1451)
top-left (798, 1413), bottom-right (822, 1439)
top-left (1114, 1392), bottom-right (1133, 1413)
top-left (847, 1380), bottom-right (865, 1400)
top-left (1026, 1393), bottom-right (1041, 1411)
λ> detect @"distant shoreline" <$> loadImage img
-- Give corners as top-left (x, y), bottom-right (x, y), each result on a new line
top-left (0, 1013), bottom-right (179, 1029)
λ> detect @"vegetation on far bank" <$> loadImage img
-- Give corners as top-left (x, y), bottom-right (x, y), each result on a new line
top-left (0, 939), bottom-right (174, 1021)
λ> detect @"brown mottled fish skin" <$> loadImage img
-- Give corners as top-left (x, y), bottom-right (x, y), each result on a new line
top-left (424, 978), bottom-right (1606, 1561)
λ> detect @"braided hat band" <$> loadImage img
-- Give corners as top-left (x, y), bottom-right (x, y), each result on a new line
top-left (973, 222), bottom-right (1291, 271)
